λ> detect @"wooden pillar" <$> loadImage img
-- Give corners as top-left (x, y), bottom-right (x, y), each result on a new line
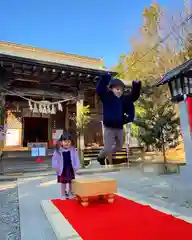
top-left (65, 105), bottom-right (69, 131)
top-left (76, 91), bottom-right (84, 166)
top-left (0, 93), bottom-right (5, 152)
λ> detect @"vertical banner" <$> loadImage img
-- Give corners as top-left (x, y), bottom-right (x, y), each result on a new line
top-left (186, 97), bottom-right (192, 135)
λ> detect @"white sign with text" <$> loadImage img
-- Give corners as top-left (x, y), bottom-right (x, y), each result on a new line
top-left (6, 129), bottom-right (20, 146)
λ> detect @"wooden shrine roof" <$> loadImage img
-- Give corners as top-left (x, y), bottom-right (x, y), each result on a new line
top-left (0, 42), bottom-right (116, 100)
top-left (0, 41), bottom-right (105, 71)
top-left (0, 42), bottom-right (134, 101)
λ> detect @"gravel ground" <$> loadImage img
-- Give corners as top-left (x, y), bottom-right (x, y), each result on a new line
top-left (0, 181), bottom-right (21, 240)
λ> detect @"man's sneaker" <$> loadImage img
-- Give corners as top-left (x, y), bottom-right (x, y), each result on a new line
top-left (97, 156), bottom-right (106, 165)
top-left (65, 191), bottom-right (69, 197)
top-left (68, 193), bottom-right (75, 200)
top-left (107, 164), bottom-right (114, 168)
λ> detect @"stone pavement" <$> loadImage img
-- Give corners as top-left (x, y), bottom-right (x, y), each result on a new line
top-left (18, 176), bottom-right (58, 240)
top-left (18, 166), bottom-right (192, 239)
top-left (0, 166), bottom-right (121, 181)
top-left (112, 168), bottom-right (192, 217)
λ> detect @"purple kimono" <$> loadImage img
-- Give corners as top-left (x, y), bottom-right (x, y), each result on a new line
top-left (52, 147), bottom-right (80, 183)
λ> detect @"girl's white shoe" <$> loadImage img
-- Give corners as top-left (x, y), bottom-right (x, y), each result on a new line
top-left (61, 195), bottom-right (67, 200)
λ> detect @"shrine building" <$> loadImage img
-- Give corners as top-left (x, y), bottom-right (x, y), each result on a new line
top-left (0, 41), bottom-right (114, 151)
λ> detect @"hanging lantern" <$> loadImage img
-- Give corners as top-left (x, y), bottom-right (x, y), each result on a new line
top-left (58, 102), bottom-right (63, 111)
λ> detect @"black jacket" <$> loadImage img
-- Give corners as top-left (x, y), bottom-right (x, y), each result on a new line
top-left (96, 74), bottom-right (141, 129)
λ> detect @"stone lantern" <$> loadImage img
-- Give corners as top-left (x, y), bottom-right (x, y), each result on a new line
top-left (157, 59), bottom-right (192, 171)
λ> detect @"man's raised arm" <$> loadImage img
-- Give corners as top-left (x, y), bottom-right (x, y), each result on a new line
top-left (128, 80), bottom-right (141, 102)
top-left (96, 74), bottom-right (111, 98)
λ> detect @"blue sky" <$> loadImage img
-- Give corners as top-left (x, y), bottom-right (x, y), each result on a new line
top-left (0, 0), bottom-right (185, 68)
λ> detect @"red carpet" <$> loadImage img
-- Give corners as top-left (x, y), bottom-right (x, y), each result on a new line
top-left (52, 195), bottom-right (192, 240)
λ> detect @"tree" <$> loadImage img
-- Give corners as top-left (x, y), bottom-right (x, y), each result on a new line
top-left (183, 0), bottom-right (192, 58)
top-left (70, 103), bottom-right (91, 166)
top-left (115, 3), bottom-right (170, 133)
top-left (130, 102), bottom-right (146, 138)
top-left (184, 33), bottom-right (192, 60)
top-left (121, 3), bottom-right (163, 82)
top-left (114, 2), bottom-right (190, 83)
top-left (76, 104), bottom-right (91, 133)
top-left (70, 104), bottom-right (91, 133)
top-left (135, 97), bottom-right (180, 163)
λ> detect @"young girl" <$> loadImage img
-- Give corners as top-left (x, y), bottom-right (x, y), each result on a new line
top-left (52, 132), bottom-right (80, 200)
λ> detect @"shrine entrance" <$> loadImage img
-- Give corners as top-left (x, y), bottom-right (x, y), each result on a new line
top-left (23, 117), bottom-right (48, 147)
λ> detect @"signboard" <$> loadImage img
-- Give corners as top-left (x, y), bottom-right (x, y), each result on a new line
top-left (30, 146), bottom-right (46, 157)
top-left (52, 129), bottom-right (63, 140)
top-left (29, 142), bottom-right (47, 157)
top-left (31, 147), bottom-right (39, 157)
top-left (5, 129), bottom-right (20, 146)
top-left (52, 129), bottom-right (63, 145)
top-left (38, 147), bottom-right (46, 156)
top-left (52, 139), bottom-right (57, 145)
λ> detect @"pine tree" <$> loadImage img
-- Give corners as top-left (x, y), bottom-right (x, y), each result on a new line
top-left (135, 91), bottom-right (180, 160)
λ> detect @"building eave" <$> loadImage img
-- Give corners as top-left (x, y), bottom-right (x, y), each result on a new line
top-left (157, 59), bottom-right (192, 86)
top-left (0, 53), bottom-right (115, 75)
